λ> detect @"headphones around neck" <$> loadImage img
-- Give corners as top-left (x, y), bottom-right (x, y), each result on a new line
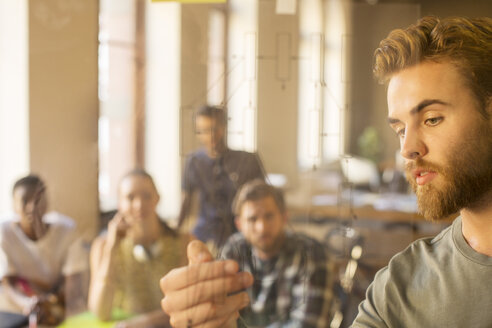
top-left (132, 241), bottom-right (163, 262)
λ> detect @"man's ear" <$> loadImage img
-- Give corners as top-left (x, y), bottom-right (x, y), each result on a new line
top-left (487, 96), bottom-right (492, 116)
top-left (13, 201), bottom-right (23, 215)
top-left (12, 189), bottom-right (26, 215)
top-left (282, 211), bottom-right (288, 225)
top-left (234, 216), bottom-right (241, 231)
top-left (486, 97), bottom-right (492, 128)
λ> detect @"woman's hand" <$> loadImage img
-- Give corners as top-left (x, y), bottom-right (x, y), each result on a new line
top-left (106, 212), bottom-right (131, 250)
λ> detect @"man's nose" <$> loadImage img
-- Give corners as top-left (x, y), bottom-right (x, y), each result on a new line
top-left (400, 127), bottom-right (427, 160)
top-left (133, 198), bottom-right (143, 210)
top-left (254, 219), bottom-right (266, 233)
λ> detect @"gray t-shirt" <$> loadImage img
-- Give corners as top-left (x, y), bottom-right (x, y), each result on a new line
top-left (351, 216), bottom-right (492, 328)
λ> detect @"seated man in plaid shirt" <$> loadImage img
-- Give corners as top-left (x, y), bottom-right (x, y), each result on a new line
top-left (218, 179), bottom-right (333, 327)
top-left (160, 179), bottom-right (334, 327)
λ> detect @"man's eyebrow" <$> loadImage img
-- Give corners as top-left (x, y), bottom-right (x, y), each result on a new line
top-left (410, 99), bottom-right (449, 114)
top-left (34, 185), bottom-right (46, 197)
top-left (387, 99), bottom-right (449, 124)
top-left (387, 117), bottom-right (400, 124)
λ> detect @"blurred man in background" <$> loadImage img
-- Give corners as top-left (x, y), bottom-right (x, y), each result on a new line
top-left (220, 179), bottom-right (333, 327)
top-left (178, 105), bottom-right (265, 251)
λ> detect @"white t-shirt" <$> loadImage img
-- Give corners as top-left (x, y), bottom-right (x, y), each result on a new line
top-left (0, 211), bottom-right (88, 287)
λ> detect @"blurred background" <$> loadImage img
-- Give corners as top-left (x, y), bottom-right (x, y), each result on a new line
top-left (0, 0), bottom-right (490, 324)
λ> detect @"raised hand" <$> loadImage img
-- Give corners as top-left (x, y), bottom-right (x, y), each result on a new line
top-left (106, 212), bottom-right (131, 249)
top-left (160, 240), bottom-right (253, 328)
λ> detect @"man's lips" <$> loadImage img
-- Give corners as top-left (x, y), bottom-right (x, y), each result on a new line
top-left (412, 168), bottom-right (438, 186)
top-left (256, 235), bottom-right (272, 244)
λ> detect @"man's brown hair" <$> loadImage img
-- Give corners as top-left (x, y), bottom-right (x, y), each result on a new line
top-left (120, 168), bottom-right (158, 193)
top-left (374, 16), bottom-right (492, 117)
top-left (232, 179), bottom-right (286, 216)
top-left (13, 175), bottom-right (46, 208)
top-left (196, 105), bottom-right (227, 126)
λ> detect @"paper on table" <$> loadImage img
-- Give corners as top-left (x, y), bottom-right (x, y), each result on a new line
top-left (275, 0), bottom-right (297, 15)
top-left (373, 193), bottom-right (418, 213)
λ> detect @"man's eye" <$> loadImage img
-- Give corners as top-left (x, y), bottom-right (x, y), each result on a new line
top-left (396, 128), bottom-right (405, 138)
top-left (425, 117), bottom-right (443, 126)
top-left (196, 129), bottom-right (212, 135)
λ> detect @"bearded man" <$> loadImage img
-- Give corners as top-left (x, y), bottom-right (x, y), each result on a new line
top-left (351, 15), bottom-right (492, 327)
top-left (220, 180), bottom-right (332, 327)
top-left (158, 16), bottom-right (492, 328)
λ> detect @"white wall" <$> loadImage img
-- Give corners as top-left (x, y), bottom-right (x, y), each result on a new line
top-left (257, 0), bottom-right (299, 187)
top-left (298, 0), bottom-right (353, 169)
top-left (145, 1), bottom-right (182, 221)
top-left (227, 0), bottom-right (259, 152)
top-left (0, 0), bottom-right (29, 217)
top-left (0, 1), bottom-right (99, 237)
top-left (28, 0), bottom-right (99, 237)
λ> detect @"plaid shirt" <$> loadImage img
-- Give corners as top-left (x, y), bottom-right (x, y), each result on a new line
top-left (221, 232), bottom-right (334, 327)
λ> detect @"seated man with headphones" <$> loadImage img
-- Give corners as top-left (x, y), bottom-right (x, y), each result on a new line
top-left (89, 169), bottom-right (191, 327)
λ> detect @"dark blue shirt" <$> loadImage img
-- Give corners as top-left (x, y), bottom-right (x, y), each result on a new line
top-left (182, 148), bottom-right (265, 247)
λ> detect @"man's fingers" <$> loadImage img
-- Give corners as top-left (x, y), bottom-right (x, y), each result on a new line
top-left (108, 213), bottom-right (124, 230)
top-left (110, 211), bottom-right (124, 223)
top-left (187, 240), bottom-right (214, 264)
top-left (107, 213), bottom-right (129, 241)
top-left (168, 292), bottom-right (249, 327)
top-left (161, 272), bottom-right (253, 313)
top-left (160, 240), bottom-right (253, 326)
top-left (160, 260), bottom-right (241, 293)
top-left (192, 311), bottom-right (240, 328)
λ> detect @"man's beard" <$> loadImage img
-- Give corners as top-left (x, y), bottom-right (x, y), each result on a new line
top-left (405, 122), bottom-right (492, 221)
top-left (254, 232), bottom-right (285, 257)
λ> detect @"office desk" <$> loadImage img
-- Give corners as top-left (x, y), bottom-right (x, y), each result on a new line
top-left (290, 204), bottom-right (426, 223)
top-left (289, 192), bottom-right (455, 270)
top-left (288, 192), bottom-right (455, 224)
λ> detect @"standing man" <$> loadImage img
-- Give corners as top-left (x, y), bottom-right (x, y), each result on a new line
top-left (222, 180), bottom-right (332, 327)
top-left (178, 105), bottom-right (265, 250)
top-left (158, 16), bottom-right (492, 328)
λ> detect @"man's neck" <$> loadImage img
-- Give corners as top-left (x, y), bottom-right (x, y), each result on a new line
top-left (18, 219), bottom-right (47, 241)
top-left (206, 144), bottom-right (227, 158)
top-left (460, 190), bottom-right (492, 256)
top-left (19, 221), bottom-right (36, 240)
top-left (253, 233), bottom-right (287, 261)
